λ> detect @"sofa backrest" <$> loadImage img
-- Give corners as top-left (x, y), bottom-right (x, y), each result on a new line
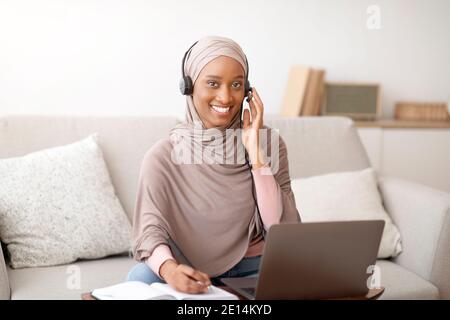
top-left (0, 115), bottom-right (370, 221)
top-left (264, 115), bottom-right (371, 179)
top-left (0, 116), bottom-right (179, 221)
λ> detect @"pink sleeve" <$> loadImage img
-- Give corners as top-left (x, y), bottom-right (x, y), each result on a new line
top-left (145, 244), bottom-right (175, 279)
top-left (251, 166), bottom-right (283, 232)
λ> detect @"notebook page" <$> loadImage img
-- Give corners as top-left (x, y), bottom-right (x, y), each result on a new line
top-left (92, 281), bottom-right (172, 300)
top-left (151, 283), bottom-right (238, 300)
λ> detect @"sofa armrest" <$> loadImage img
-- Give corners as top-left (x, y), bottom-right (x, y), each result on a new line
top-left (0, 248), bottom-right (10, 300)
top-left (378, 176), bottom-right (450, 299)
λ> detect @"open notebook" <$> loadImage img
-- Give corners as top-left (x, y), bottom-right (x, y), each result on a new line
top-left (92, 281), bottom-right (239, 300)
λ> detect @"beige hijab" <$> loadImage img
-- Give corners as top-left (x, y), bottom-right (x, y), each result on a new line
top-left (132, 36), bottom-right (300, 277)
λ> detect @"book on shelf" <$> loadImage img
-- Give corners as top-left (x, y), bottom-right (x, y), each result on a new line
top-left (91, 281), bottom-right (239, 300)
top-left (280, 65), bottom-right (310, 116)
top-left (301, 69), bottom-right (326, 116)
top-left (279, 65), bottom-right (325, 117)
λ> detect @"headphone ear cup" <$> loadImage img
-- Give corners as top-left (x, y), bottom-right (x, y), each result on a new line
top-left (245, 81), bottom-right (251, 101)
top-left (179, 76), bottom-right (193, 95)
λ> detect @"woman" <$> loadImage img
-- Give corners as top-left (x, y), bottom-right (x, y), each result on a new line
top-left (127, 36), bottom-right (300, 294)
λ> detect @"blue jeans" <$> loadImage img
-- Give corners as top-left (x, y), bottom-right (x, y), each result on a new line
top-left (127, 239), bottom-right (261, 286)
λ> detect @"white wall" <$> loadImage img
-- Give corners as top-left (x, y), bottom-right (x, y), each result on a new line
top-left (1, 0), bottom-right (449, 119)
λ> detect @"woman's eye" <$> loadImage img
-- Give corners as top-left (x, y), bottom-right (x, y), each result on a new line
top-left (207, 81), bottom-right (242, 89)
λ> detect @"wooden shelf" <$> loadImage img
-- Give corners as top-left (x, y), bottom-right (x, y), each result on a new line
top-left (355, 119), bottom-right (450, 129)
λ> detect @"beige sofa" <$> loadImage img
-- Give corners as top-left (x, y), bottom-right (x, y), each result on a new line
top-left (1, 115), bottom-right (449, 300)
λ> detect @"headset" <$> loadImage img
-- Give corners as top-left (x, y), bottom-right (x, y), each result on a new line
top-left (179, 41), bottom-right (263, 232)
top-left (179, 40), bottom-right (255, 160)
top-left (179, 41), bottom-right (252, 98)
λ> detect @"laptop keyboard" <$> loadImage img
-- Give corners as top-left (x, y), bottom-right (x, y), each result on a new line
top-left (241, 287), bottom-right (256, 296)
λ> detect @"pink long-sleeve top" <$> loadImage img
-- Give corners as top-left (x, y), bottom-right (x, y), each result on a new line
top-left (146, 166), bottom-right (283, 279)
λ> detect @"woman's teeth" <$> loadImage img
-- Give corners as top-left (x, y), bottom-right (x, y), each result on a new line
top-left (211, 105), bottom-right (231, 113)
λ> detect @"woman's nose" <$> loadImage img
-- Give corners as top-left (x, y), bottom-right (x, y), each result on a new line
top-left (216, 87), bottom-right (233, 105)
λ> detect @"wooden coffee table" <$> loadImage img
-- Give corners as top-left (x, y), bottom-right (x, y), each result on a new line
top-left (82, 286), bottom-right (384, 300)
top-left (81, 286), bottom-right (244, 300)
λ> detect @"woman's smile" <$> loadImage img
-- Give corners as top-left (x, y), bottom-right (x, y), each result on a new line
top-left (210, 104), bottom-right (233, 116)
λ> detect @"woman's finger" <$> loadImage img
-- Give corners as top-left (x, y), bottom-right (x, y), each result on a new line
top-left (248, 97), bottom-right (262, 127)
top-left (186, 281), bottom-right (208, 293)
top-left (178, 265), bottom-right (201, 282)
top-left (178, 264), bottom-right (195, 275)
top-left (198, 271), bottom-right (212, 286)
top-left (179, 265), bottom-right (209, 285)
top-left (180, 276), bottom-right (207, 293)
top-left (248, 96), bottom-right (257, 121)
top-left (242, 108), bottom-right (251, 128)
top-left (191, 269), bottom-right (210, 285)
top-left (252, 88), bottom-right (264, 118)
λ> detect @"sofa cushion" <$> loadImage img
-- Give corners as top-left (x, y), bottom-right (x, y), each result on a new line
top-left (0, 135), bottom-right (132, 268)
top-left (291, 168), bottom-right (402, 258)
top-left (7, 255), bottom-right (136, 300)
top-left (376, 260), bottom-right (439, 300)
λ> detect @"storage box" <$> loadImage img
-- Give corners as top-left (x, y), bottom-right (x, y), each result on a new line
top-left (322, 83), bottom-right (380, 120)
top-left (395, 102), bottom-right (449, 121)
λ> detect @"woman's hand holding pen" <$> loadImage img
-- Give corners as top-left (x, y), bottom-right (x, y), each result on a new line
top-left (241, 87), bottom-right (267, 170)
top-left (160, 259), bottom-right (212, 294)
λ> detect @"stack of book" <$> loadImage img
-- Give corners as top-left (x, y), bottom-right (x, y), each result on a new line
top-left (279, 65), bottom-right (326, 117)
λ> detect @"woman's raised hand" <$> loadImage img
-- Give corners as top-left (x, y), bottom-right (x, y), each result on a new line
top-left (241, 87), bottom-right (266, 169)
top-left (160, 259), bottom-right (212, 294)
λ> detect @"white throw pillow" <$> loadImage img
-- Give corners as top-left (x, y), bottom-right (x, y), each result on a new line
top-left (0, 134), bottom-right (132, 268)
top-left (291, 168), bottom-right (402, 258)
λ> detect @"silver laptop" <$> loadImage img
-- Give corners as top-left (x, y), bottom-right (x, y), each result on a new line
top-left (220, 220), bottom-right (384, 300)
